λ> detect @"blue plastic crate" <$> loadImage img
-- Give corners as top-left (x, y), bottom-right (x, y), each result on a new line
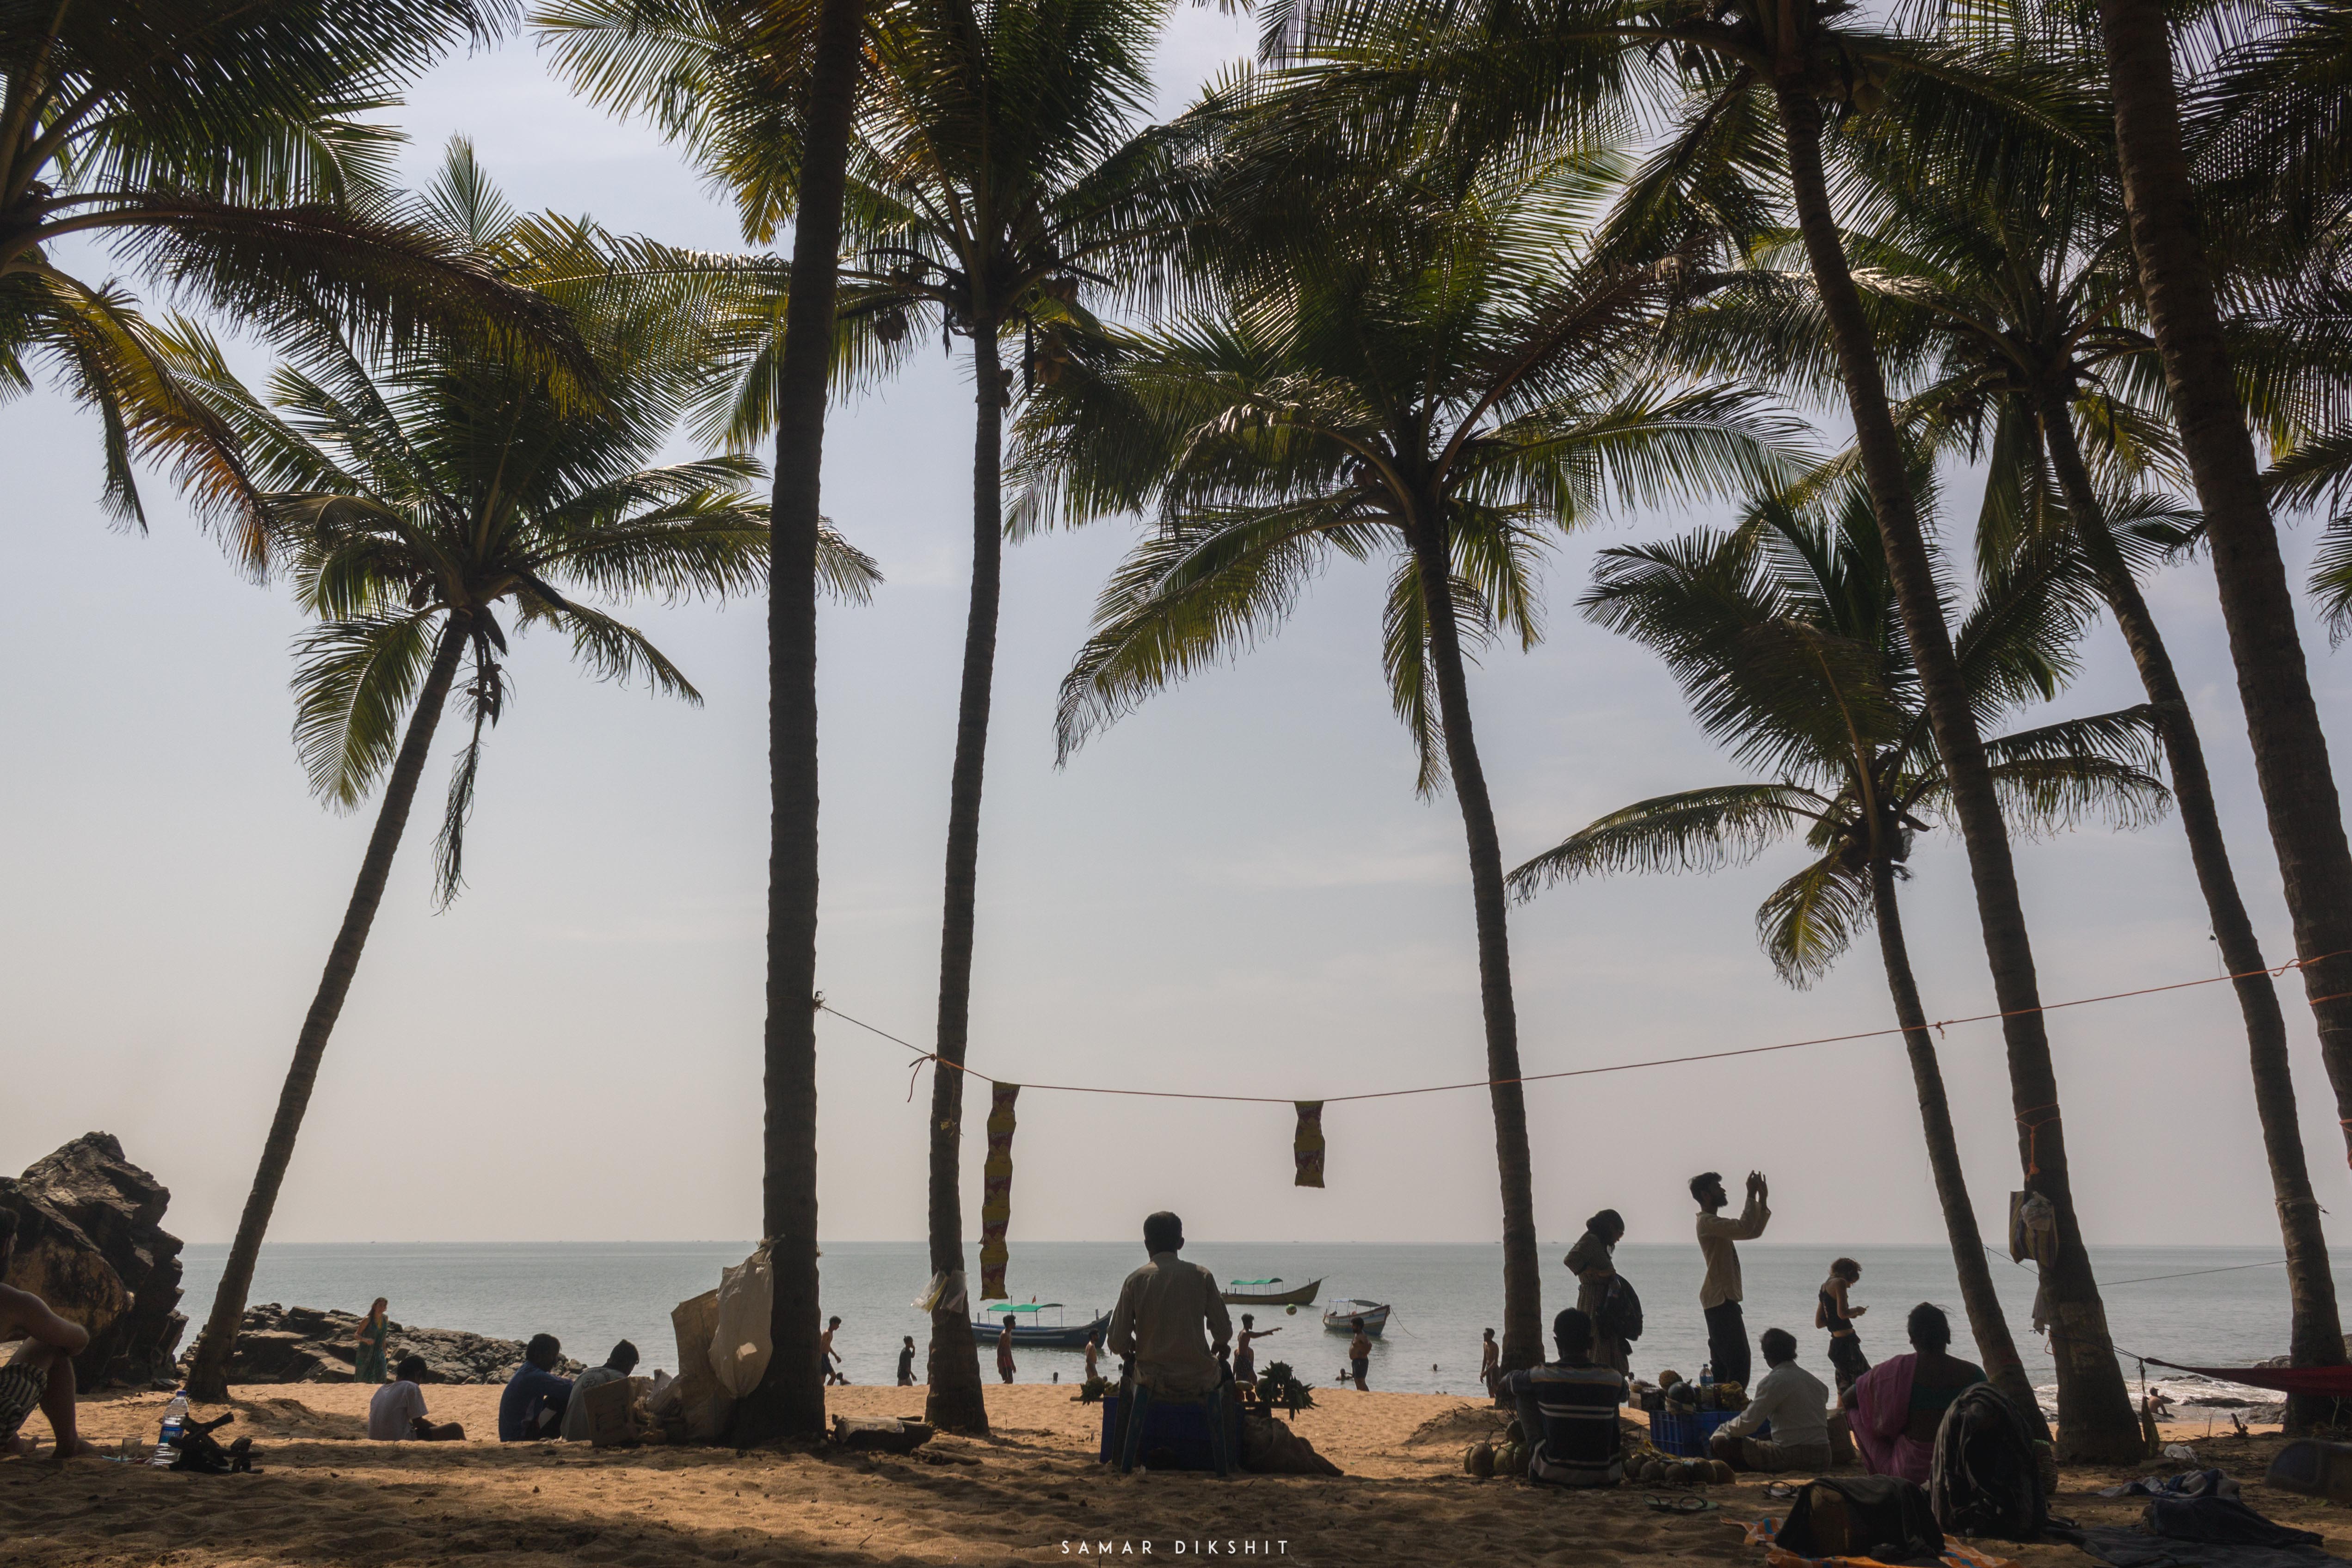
top-left (1097, 1394), bottom-right (1239, 1471)
top-left (1649, 1406), bottom-right (1746, 1457)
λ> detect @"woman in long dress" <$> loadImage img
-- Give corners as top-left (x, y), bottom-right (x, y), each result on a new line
top-left (1564, 1210), bottom-right (1629, 1374)
top-left (353, 1298), bottom-right (390, 1384)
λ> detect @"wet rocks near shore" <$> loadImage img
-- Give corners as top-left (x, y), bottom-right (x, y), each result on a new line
top-left (196, 1302), bottom-right (586, 1385)
top-left (0, 1132), bottom-right (186, 1388)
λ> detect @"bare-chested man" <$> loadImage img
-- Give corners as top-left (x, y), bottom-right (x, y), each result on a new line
top-left (0, 1208), bottom-right (100, 1460)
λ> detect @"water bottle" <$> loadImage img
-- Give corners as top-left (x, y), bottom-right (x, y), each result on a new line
top-left (150, 1389), bottom-right (189, 1468)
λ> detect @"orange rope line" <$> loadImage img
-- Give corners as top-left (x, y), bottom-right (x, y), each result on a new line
top-left (816, 947), bottom-right (2352, 1109)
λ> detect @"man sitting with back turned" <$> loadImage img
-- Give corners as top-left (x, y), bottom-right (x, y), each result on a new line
top-left (369, 1355), bottom-right (466, 1441)
top-left (498, 1334), bottom-right (574, 1442)
top-left (1107, 1211), bottom-right (1231, 1399)
top-left (1711, 1328), bottom-right (1832, 1473)
top-left (560, 1340), bottom-right (639, 1442)
top-left (1502, 1307), bottom-right (1628, 1488)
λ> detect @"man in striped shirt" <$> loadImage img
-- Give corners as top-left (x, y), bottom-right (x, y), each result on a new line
top-left (1501, 1307), bottom-right (1627, 1488)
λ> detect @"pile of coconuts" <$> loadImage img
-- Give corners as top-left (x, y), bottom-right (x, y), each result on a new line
top-left (1461, 1422), bottom-right (1735, 1485)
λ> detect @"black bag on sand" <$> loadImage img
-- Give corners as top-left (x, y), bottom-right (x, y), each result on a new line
top-left (1778, 1475), bottom-right (1945, 1562)
top-left (1931, 1384), bottom-right (2059, 1542)
top-left (169, 1412), bottom-right (257, 1475)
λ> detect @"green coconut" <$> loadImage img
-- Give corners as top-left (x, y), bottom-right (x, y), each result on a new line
top-left (1465, 1443), bottom-right (1496, 1478)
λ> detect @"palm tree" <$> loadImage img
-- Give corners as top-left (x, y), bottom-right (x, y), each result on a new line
top-left (2090, 0), bottom-right (2352, 1156)
top-left (2, 0), bottom-right (582, 542)
top-left (1675, 133), bottom-right (2351, 1425)
top-left (1511, 466), bottom-right (2174, 1435)
top-left (178, 144), bottom-right (879, 1401)
top-left (551, 0), bottom-right (1205, 1433)
top-left (1016, 145), bottom-right (1799, 1373)
top-left (1274, 0), bottom-right (2146, 1456)
top-left (537, 0), bottom-right (875, 1441)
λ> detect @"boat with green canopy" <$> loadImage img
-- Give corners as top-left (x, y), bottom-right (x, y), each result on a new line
top-left (1219, 1277), bottom-right (1322, 1307)
top-left (967, 1301), bottom-right (1110, 1349)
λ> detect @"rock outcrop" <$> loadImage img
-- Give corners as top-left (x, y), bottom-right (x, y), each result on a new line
top-left (15, 1133), bottom-right (185, 1387)
top-left (0, 1176), bottom-right (129, 1378)
top-left (200, 1302), bottom-right (587, 1385)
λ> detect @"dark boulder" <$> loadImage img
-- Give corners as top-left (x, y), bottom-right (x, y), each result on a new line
top-left (0, 1177), bottom-right (128, 1375)
top-left (17, 1133), bottom-right (185, 1387)
top-left (197, 1302), bottom-right (585, 1385)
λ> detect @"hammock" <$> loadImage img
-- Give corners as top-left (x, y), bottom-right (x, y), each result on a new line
top-left (2145, 1360), bottom-right (2352, 1397)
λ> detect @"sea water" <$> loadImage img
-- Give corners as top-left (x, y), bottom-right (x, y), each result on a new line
top-left (179, 1240), bottom-right (2327, 1420)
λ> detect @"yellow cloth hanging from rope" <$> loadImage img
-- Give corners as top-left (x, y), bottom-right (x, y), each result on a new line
top-left (979, 1083), bottom-right (1020, 1299)
top-left (1293, 1101), bottom-right (1325, 1188)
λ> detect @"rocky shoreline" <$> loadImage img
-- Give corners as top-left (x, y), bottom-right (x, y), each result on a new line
top-left (199, 1301), bottom-right (585, 1385)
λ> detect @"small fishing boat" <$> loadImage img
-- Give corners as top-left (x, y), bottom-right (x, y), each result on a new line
top-left (1220, 1277), bottom-right (1322, 1307)
top-left (1323, 1300), bottom-right (1391, 1337)
top-left (969, 1302), bottom-right (1110, 1350)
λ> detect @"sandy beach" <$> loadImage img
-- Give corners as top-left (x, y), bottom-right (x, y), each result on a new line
top-left (2, 1383), bottom-right (2338, 1568)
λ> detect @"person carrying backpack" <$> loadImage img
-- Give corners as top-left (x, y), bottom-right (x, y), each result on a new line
top-left (1565, 1209), bottom-right (1638, 1374)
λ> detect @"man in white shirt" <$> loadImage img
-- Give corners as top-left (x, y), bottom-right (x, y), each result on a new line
top-left (1106, 1211), bottom-right (1231, 1398)
top-left (1107, 1211), bottom-right (1234, 1476)
top-left (1710, 1328), bottom-right (1831, 1473)
top-left (1693, 1169), bottom-right (1770, 1389)
top-left (368, 1356), bottom-right (464, 1441)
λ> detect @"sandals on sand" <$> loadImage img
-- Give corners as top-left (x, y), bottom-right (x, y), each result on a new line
top-left (1647, 1494), bottom-right (1721, 1514)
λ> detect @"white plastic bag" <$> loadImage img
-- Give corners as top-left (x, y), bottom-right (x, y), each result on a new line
top-left (710, 1245), bottom-right (776, 1400)
top-left (914, 1269), bottom-right (967, 1316)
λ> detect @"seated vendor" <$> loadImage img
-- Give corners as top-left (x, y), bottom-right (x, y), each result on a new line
top-left (1501, 1307), bottom-right (1627, 1488)
top-left (1105, 1211), bottom-right (1230, 1398)
top-left (1843, 1304), bottom-right (1986, 1482)
top-left (1711, 1328), bottom-right (1831, 1472)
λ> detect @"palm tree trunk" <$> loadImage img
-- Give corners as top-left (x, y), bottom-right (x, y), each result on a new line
top-left (186, 616), bottom-right (468, 1402)
top-left (1408, 508), bottom-right (1544, 1374)
top-left (2094, 0), bottom-right (2352, 1176)
top-left (1772, 83), bottom-right (2141, 1459)
top-left (727, 0), bottom-right (865, 1449)
top-left (1870, 854), bottom-right (2050, 1439)
top-left (923, 324), bottom-right (1005, 1436)
top-left (2038, 396), bottom-right (2345, 1427)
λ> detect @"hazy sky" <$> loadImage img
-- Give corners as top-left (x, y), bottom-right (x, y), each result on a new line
top-left (7, 14), bottom-right (2352, 1260)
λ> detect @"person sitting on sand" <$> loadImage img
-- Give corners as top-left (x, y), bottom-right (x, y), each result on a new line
top-left (1843, 1303), bottom-right (1985, 1484)
top-left (1083, 1334), bottom-right (1100, 1385)
top-left (1501, 1307), bottom-right (1627, 1488)
top-left (1348, 1321), bottom-right (1372, 1390)
top-left (1710, 1329), bottom-right (1831, 1473)
top-left (1233, 1314), bottom-right (1281, 1385)
top-left (821, 1317), bottom-right (847, 1386)
top-left (996, 1316), bottom-right (1018, 1385)
top-left (898, 1335), bottom-right (918, 1387)
top-left (498, 1334), bottom-right (574, 1442)
top-left (369, 1354), bottom-right (465, 1441)
top-left (0, 1210), bottom-right (99, 1461)
top-left (559, 1340), bottom-right (639, 1442)
top-left (1106, 1211), bottom-right (1231, 1401)
top-left (1480, 1328), bottom-right (1500, 1396)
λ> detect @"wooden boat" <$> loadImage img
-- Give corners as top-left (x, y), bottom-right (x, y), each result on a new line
top-left (1324, 1300), bottom-right (1391, 1337)
top-left (1220, 1277), bottom-right (1322, 1307)
top-left (969, 1302), bottom-right (1110, 1350)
